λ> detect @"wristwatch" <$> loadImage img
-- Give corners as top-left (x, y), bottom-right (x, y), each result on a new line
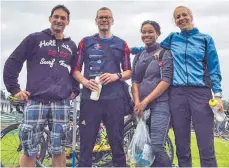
top-left (214, 92), bottom-right (223, 98)
top-left (116, 73), bottom-right (122, 80)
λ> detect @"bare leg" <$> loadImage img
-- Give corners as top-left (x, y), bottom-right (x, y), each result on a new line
top-left (52, 152), bottom-right (66, 167)
top-left (20, 154), bottom-right (36, 167)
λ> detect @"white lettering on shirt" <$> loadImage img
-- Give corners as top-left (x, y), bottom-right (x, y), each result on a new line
top-left (62, 43), bottom-right (72, 55)
top-left (40, 58), bottom-right (55, 68)
top-left (59, 60), bottom-right (71, 72)
top-left (39, 40), bottom-right (56, 48)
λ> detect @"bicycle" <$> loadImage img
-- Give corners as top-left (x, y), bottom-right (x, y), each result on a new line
top-left (1, 96), bottom-right (174, 167)
top-left (37, 110), bottom-right (174, 167)
top-left (36, 107), bottom-right (136, 167)
top-left (1, 97), bottom-right (125, 167)
top-left (0, 96), bottom-right (48, 167)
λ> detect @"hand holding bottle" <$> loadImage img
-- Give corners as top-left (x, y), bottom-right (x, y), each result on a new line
top-left (90, 76), bottom-right (102, 101)
top-left (215, 97), bottom-right (224, 112)
top-left (209, 98), bottom-right (226, 122)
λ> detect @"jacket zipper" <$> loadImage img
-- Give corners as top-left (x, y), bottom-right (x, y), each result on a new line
top-left (184, 37), bottom-right (189, 85)
top-left (56, 39), bottom-right (60, 54)
top-left (56, 39), bottom-right (61, 63)
top-left (55, 39), bottom-right (60, 80)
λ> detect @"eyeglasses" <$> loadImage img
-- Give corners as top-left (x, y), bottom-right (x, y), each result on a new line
top-left (97, 16), bottom-right (113, 21)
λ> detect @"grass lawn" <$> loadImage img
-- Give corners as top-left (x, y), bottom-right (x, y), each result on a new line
top-left (169, 129), bottom-right (229, 167)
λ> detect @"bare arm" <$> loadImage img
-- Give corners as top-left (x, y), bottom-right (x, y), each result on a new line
top-left (120, 70), bottom-right (132, 81)
top-left (73, 71), bottom-right (98, 92)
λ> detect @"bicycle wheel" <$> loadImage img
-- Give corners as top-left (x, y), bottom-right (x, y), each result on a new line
top-left (1, 123), bottom-right (21, 167)
top-left (1, 123), bottom-right (49, 167)
top-left (35, 128), bottom-right (52, 167)
top-left (124, 122), bottom-right (136, 167)
top-left (97, 121), bottom-right (136, 167)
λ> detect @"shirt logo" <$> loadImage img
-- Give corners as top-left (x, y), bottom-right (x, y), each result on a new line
top-left (94, 43), bottom-right (102, 50)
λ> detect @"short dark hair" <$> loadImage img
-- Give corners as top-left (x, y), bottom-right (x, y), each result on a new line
top-left (140, 20), bottom-right (161, 36)
top-left (50, 5), bottom-right (70, 20)
top-left (96, 7), bottom-right (113, 18)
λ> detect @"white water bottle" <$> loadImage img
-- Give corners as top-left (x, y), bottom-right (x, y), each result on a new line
top-left (90, 76), bottom-right (102, 101)
top-left (209, 99), bottom-right (226, 122)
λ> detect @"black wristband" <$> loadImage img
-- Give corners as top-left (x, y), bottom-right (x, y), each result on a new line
top-left (117, 73), bottom-right (122, 80)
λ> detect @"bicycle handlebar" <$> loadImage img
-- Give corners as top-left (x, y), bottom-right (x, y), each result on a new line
top-left (8, 95), bottom-right (24, 114)
top-left (8, 95), bottom-right (25, 105)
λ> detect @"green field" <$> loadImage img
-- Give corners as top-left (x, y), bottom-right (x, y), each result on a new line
top-left (1, 129), bottom-right (229, 167)
top-left (169, 129), bottom-right (229, 167)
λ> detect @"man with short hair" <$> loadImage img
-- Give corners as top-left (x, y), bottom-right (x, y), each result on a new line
top-left (3, 4), bottom-right (79, 167)
top-left (73, 7), bottom-right (132, 167)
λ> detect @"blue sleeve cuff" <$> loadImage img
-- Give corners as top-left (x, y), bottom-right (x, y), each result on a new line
top-left (131, 47), bottom-right (144, 55)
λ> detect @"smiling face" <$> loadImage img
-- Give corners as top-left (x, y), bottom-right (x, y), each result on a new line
top-left (174, 6), bottom-right (194, 31)
top-left (141, 24), bottom-right (158, 46)
top-left (49, 8), bottom-right (69, 34)
top-left (95, 10), bottom-right (113, 32)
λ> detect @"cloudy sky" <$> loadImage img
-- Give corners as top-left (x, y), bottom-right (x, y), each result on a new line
top-left (1, 0), bottom-right (229, 99)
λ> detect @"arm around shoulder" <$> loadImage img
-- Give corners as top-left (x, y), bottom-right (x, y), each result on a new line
top-left (160, 32), bottom-right (176, 49)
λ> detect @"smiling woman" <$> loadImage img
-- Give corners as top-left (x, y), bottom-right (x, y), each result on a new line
top-left (131, 20), bottom-right (173, 167)
top-left (173, 6), bottom-right (194, 31)
top-left (160, 5), bottom-right (224, 167)
top-left (140, 20), bottom-right (161, 46)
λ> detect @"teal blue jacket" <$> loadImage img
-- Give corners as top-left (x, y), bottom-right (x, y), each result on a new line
top-left (160, 28), bottom-right (222, 94)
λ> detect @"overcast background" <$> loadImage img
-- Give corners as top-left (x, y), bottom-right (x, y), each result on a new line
top-left (1, 0), bottom-right (229, 99)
